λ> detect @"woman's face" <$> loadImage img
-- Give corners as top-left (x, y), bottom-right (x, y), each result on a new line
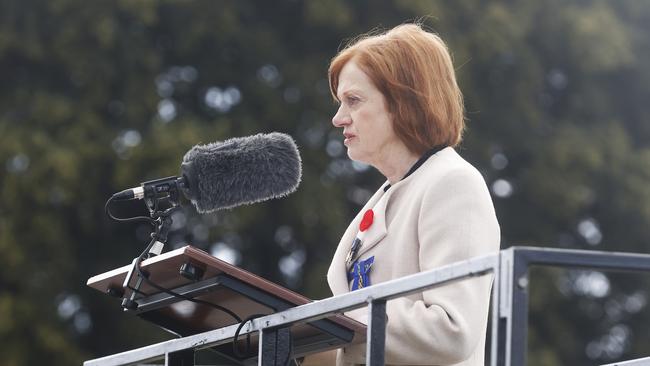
top-left (332, 61), bottom-right (402, 166)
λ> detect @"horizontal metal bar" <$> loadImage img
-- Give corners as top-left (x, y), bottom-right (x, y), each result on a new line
top-left (601, 356), bottom-right (650, 366)
top-left (246, 253), bottom-right (498, 330)
top-left (135, 277), bottom-right (222, 313)
top-left (84, 323), bottom-right (241, 366)
top-left (510, 247), bottom-right (650, 272)
top-left (84, 253), bottom-right (499, 366)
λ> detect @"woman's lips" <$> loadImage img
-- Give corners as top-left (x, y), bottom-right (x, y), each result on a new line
top-left (343, 134), bottom-right (356, 144)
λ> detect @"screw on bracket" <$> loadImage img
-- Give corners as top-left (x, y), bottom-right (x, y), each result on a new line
top-left (517, 275), bottom-right (529, 289)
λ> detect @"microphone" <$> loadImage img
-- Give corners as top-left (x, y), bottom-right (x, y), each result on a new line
top-left (180, 132), bottom-right (302, 212)
top-left (111, 176), bottom-right (185, 201)
top-left (111, 132), bottom-right (302, 213)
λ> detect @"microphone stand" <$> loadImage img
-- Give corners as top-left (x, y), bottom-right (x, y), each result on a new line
top-left (121, 184), bottom-right (182, 311)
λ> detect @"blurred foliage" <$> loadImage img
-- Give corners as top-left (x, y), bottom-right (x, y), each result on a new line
top-left (1, 0), bottom-right (649, 365)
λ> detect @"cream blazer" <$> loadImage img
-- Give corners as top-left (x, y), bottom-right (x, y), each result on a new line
top-left (327, 147), bottom-right (500, 366)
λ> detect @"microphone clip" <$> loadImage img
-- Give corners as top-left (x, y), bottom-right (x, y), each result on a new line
top-left (140, 176), bottom-right (186, 216)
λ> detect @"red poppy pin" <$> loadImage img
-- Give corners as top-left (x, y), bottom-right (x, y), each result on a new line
top-left (359, 209), bottom-right (374, 233)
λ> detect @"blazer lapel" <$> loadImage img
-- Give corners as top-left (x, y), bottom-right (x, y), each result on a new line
top-left (354, 188), bottom-right (390, 258)
top-left (327, 185), bottom-right (387, 295)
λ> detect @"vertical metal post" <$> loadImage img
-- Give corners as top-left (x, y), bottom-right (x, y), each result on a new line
top-left (510, 249), bottom-right (530, 366)
top-left (366, 299), bottom-right (387, 366)
top-left (259, 327), bottom-right (291, 366)
top-left (492, 249), bottom-right (513, 366)
top-left (498, 248), bottom-right (530, 366)
top-left (489, 263), bottom-right (500, 366)
top-left (165, 349), bottom-right (194, 366)
top-left (497, 249), bottom-right (514, 366)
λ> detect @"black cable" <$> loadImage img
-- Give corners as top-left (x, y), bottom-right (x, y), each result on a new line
top-left (106, 194), bottom-right (241, 321)
top-left (105, 196), bottom-right (157, 226)
top-left (131, 233), bottom-right (256, 359)
top-left (132, 243), bottom-right (263, 360)
top-left (133, 250), bottom-right (242, 323)
top-left (230, 313), bottom-right (297, 365)
top-left (106, 194), bottom-right (273, 361)
top-left (232, 313), bottom-right (266, 359)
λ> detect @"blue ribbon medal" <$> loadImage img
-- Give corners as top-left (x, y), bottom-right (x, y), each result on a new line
top-left (347, 256), bottom-right (375, 291)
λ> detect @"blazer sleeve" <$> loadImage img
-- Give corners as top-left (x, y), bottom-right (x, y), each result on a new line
top-left (382, 168), bottom-right (500, 365)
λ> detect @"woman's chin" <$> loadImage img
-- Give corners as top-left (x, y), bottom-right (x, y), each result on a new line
top-left (346, 150), bottom-right (369, 165)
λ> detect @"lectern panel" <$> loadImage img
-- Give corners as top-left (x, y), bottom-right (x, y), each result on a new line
top-left (87, 245), bottom-right (366, 363)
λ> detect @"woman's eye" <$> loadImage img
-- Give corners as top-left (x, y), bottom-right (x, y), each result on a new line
top-left (347, 96), bottom-right (359, 105)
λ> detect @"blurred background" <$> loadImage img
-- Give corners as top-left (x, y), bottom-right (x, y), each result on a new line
top-left (1, 0), bottom-right (650, 365)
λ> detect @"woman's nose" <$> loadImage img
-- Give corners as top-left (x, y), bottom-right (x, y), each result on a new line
top-left (332, 105), bottom-right (351, 127)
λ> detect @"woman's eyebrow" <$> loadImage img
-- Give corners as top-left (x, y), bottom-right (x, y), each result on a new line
top-left (338, 88), bottom-right (362, 99)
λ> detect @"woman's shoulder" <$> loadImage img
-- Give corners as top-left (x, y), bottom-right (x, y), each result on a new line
top-left (418, 147), bottom-right (487, 186)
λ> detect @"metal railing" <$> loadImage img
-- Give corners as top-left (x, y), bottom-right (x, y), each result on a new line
top-left (84, 247), bottom-right (650, 366)
top-left (602, 357), bottom-right (650, 366)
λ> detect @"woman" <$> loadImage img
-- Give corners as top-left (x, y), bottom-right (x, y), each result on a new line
top-left (320, 23), bottom-right (500, 365)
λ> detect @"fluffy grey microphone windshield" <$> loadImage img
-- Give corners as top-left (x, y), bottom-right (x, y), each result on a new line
top-left (180, 132), bottom-right (302, 213)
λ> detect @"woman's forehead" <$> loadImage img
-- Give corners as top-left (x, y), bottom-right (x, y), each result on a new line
top-left (337, 62), bottom-right (376, 96)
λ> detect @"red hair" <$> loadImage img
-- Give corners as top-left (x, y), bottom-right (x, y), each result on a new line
top-left (329, 24), bottom-right (465, 154)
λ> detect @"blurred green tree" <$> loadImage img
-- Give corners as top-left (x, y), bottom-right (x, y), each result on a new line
top-left (0, 0), bottom-right (649, 365)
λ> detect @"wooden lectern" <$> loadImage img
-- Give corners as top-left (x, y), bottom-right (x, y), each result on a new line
top-left (87, 245), bottom-right (365, 365)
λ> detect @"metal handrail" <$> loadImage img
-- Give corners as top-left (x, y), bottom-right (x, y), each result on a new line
top-left (84, 253), bottom-right (499, 366)
top-left (83, 247), bottom-right (650, 366)
top-left (602, 356), bottom-right (650, 366)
